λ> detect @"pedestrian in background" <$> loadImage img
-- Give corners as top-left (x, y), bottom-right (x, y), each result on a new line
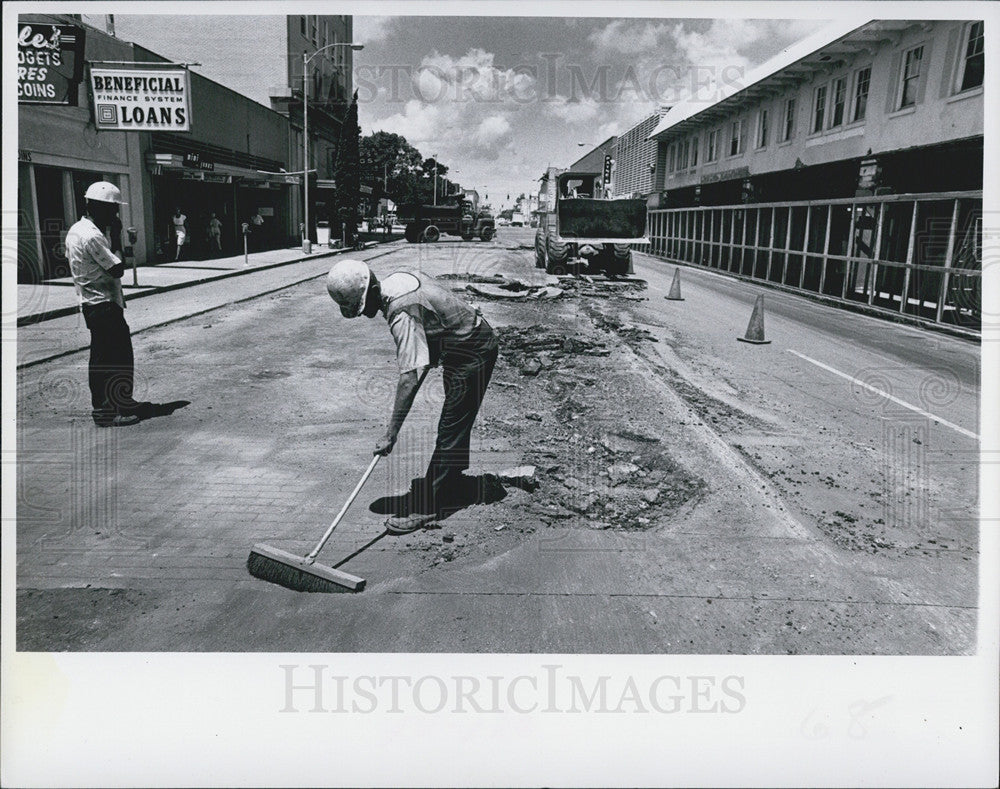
top-left (250, 210), bottom-right (264, 250)
top-left (326, 259), bottom-right (499, 534)
top-left (172, 207), bottom-right (187, 261)
top-left (65, 181), bottom-right (149, 427)
top-left (207, 212), bottom-right (223, 256)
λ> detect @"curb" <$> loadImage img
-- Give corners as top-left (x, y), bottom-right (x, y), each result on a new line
top-left (17, 241), bottom-right (401, 327)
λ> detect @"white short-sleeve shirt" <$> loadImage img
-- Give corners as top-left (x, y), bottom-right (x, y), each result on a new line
top-left (65, 217), bottom-right (124, 308)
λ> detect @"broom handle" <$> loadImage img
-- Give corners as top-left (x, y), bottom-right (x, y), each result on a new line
top-left (306, 367), bottom-right (430, 561)
top-left (306, 455), bottom-right (381, 561)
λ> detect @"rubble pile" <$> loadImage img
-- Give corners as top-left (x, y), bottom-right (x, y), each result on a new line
top-left (437, 273), bottom-right (563, 301)
top-left (591, 313), bottom-right (659, 345)
top-left (556, 276), bottom-right (648, 301)
top-left (525, 430), bottom-right (706, 531)
top-left (494, 324), bottom-right (611, 376)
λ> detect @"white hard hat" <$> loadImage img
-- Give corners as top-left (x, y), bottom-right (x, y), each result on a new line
top-left (84, 181), bottom-right (127, 205)
top-left (326, 259), bottom-right (372, 318)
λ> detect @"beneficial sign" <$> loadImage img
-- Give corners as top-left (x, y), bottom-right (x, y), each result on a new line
top-left (90, 67), bottom-right (191, 131)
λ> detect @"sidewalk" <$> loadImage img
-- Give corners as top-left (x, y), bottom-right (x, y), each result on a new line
top-left (15, 240), bottom-right (403, 368)
top-left (16, 242), bottom-right (386, 326)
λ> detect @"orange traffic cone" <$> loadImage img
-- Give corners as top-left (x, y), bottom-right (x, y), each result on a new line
top-left (665, 268), bottom-right (684, 301)
top-left (737, 294), bottom-right (771, 344)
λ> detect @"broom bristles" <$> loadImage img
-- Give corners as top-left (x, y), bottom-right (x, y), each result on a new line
top-left (247, 544), bottom-right (366, 593)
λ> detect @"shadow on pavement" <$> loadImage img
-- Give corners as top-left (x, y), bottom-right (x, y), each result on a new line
top-left (136, 400), bottom-right (191, 421)
top-left (369, 473), bottom-right (509, 520)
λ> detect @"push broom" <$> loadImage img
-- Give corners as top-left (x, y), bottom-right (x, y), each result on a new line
top-left (247, 454), bottom-right (382, 593)
top-left (248, 369), bottom-right (430, 592)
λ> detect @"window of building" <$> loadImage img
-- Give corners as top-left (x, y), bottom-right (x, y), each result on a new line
top-left (729, 119), bottom-right (743, 156)
top-left (851, 66), bottom-right (871, 122)
top-left (690, 135), bottom-right (698, 167)
top-left (679, 139), bottom-right (689, 170)
top-left (756, 109), bottom-right (769, 148)
top-left (899, 45), bottom-right (923, 108)
top-left (300, 16), bottom-right (306, 36)
top-left (668, 144), bottom-right (676, 172)
top-left (323, 20), bottom-right (330, 49)
top-left (707, 129), bottom-right (718, 162)
top-left (830, 77), bottom-right (846, 127)
top-left (812, 85), bottom-right (826, 133)
top-left (311, 16), bottom-right (319, 46)
top-left (958, 21), bottom-right (984, 91)
top-left (782, 98), bottom-right (796, 141)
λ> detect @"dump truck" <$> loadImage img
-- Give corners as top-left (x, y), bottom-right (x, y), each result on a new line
top-left (398, 190), bottom-right (495, 243)
top-left (533, 167), bottom-right (648, 276)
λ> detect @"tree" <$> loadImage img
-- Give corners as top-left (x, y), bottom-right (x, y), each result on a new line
top-left (330, 90), bottom-right (361, 242)
top-left (359, 131), bottom-right (423, 207)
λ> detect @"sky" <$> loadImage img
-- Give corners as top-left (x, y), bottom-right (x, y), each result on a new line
top-left (102, 12), bottom-right (830, 210)
top-left (353, 15), bottom-right (827, 208)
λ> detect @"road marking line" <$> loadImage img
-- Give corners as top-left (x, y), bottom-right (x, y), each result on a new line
top-left (787, 349), bottom-right (978, 441)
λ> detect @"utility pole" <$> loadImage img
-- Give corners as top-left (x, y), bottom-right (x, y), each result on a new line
top-left (433, 154), bottom-right (439, 207)
top-left (302, 40), bottom-right (364, 254)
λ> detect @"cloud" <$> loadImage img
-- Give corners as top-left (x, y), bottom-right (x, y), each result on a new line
top-left (546, 96), bottom-right (603, 125)
top-left (368, 50), bottom-right (528, 163)
top-left (416, 48), bottom-right (536, 103)
top-left (475, 115), bottom-right (511, 146)
top-left (375, 99), bottom-right (442, 145)
top-left (353, 16), bottom-right (395, 44)
top-left (588, 20), bottom-right (674, 55)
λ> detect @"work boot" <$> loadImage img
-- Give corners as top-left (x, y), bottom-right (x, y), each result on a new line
top-left (384, 512), bottom-right (437, 535)
top-left (93, 413), bottom-right (140, 428)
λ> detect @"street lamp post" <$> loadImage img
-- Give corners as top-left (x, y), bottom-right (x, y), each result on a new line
top-left (302, 40), bottom-right (363, 254)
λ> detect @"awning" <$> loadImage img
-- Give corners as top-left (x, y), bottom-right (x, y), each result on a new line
top-left (145, 153), bottom-right (300, 185)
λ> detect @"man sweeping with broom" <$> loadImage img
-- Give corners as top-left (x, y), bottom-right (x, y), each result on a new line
top-left (326, 259), bottom-right (499, 534)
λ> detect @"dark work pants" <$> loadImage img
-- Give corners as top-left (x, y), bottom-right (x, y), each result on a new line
top-left (82, 301), bottom-right (135, 419)
top-left (422, 321), bottom-right (499, 510)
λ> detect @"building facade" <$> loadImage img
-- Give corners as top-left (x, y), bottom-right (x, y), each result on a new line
top-left (612, 111), bottom-right (668, 199)
top-left (105, 14), bottom-right (354, 241)
top-left (17, 14), bottom-right (298, 283)
top-left (569, 136), bottom-right (617, 173)
top-left (645, 19), bottom-right (983, 332)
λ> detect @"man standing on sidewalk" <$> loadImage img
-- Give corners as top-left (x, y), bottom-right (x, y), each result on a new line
top-left (65, 181), bottom-right (146, 427)
top-left (326, 259), bottom-right (499, 534)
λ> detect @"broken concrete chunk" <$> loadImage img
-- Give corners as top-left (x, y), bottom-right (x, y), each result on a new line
top-left (467, 283), bottom-right (526, 300)
top-left (520, 358), bottom-right (542, 376)
top-left (641, 487), bottom-right (661, 504)
top-left (498, 465), bottom-right (538, 492)
top-left (499, 465), bottom-right (536, 481)
top-left (616, 428), bottom-right (660, 443)
top-left (607, 462), bottom-right (641, 486)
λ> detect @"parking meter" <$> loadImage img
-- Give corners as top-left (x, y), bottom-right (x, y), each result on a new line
top-left (125, 226), bottom-right (139, 285)
top-left (242, 223), bottom-right (250, 266)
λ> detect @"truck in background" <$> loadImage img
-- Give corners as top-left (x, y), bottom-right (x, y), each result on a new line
top-left (397, 189), bottom-right (496, 243)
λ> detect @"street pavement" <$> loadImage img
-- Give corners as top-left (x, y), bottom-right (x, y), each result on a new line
top-left (14, 228), bottom-right (980, 652)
